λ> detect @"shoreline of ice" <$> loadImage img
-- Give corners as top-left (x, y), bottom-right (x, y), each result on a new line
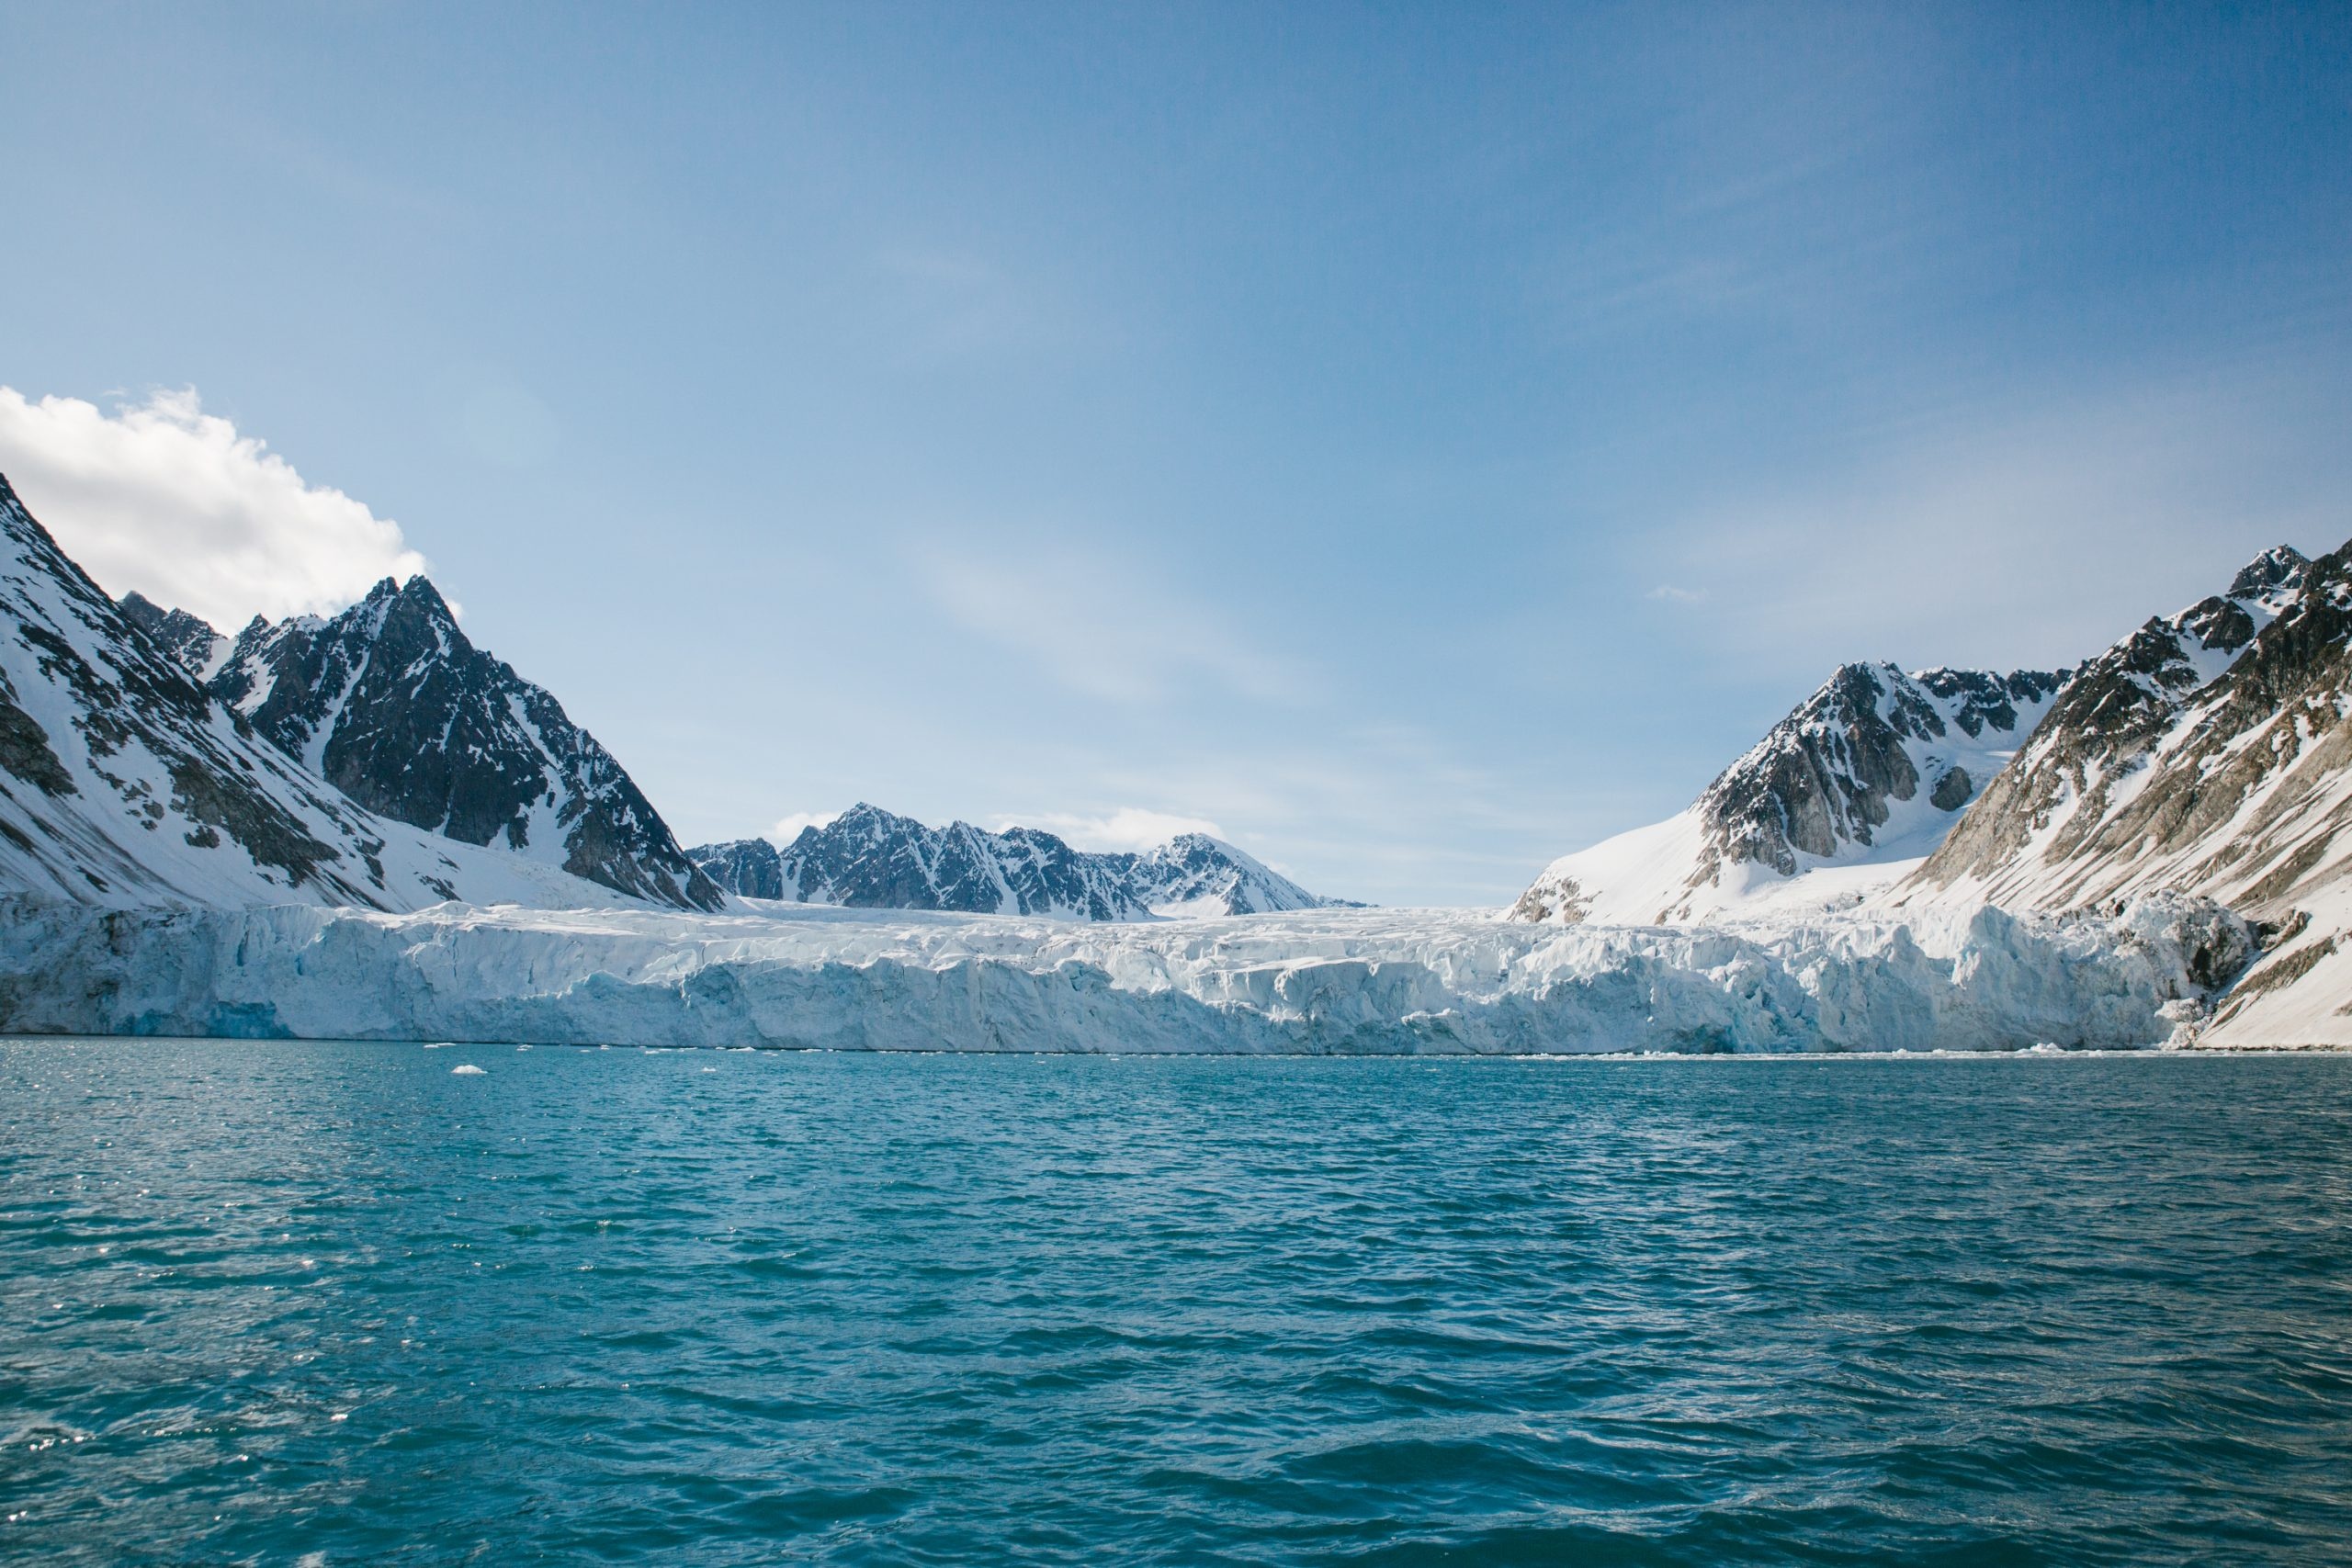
top-left (0, 892), bottom-right (2251, 1055)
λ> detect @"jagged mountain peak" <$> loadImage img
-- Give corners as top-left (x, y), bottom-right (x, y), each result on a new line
top-left (159, 572), bottom-right (722, 911)
top-left (1911, 531), bottom-right (2352, 922)
top-left (116, 591), bottom-right (231, 681)
top-left (1513, 660), bottom-right (2070, 925)
top-left (2225, 543), bottom-right (2310, 602)
top-left (690, 807), bottom-right (1352, 920)
top-left (0, 471), bottom-right (628, 911)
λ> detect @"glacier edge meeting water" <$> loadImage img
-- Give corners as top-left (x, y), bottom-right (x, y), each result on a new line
top-left (0, 891), bottom-right (2254, 1055)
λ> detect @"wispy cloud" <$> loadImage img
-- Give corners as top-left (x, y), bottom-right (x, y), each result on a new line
top-left (768, 809), bottom-right (842, 843)
top-left (1634, 359), bottom-right (2352, 677)
top-left (0, 386), bottom-right (429, 629)
top-left (912, 543), bottom-right (1313, 705)
top-left (1646, 583), bottom-right (1707, 604)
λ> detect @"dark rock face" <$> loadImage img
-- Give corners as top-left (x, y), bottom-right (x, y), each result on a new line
top-left (117, 592), bottom-right (228, 677)
top-left (689, 838), bottom-right (785, 901)
top-left (1511, 660), bottom-right (2071, 925)
top-left (691, 805), bottom-right (1351, 919)
top-left (1690, 663), bottom-right (2072, 883)
top-left (202, 577), bottom-right (721, 911)
top-left (1915, 544), bottom-right (2327, 912)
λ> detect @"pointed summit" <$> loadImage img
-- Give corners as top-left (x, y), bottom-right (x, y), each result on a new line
top-left (2228, 544), bottom-right (2310, 601)
top-left (1513, 660), bottom-right (2072, 924)
top-left (393, 573), bottom-right (457, 620)
top-left (0, 475), bottom-right (624, 910)
top-left (1915, 531), bottom-right (2352, 916)
top-left (207, 577), bottom-right (721, 910)
top-left (116, 592), bottom-right (230, 680)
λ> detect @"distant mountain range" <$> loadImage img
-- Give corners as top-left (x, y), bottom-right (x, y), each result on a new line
top-left (690, 803), bottom-right (1356, 919)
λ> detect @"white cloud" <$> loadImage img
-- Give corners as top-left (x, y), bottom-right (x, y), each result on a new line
top-left (0, 386), bottom-right (430, 630)
top-left (1646, 583), bottom-right (1707, 604)
top-left (996, 807), bottom-right (1224, 853)
top-left (768, 809), bottom-right (842, 843)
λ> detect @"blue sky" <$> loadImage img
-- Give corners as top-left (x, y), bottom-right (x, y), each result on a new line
top-left (3, 2), bottom-right (2348, 904)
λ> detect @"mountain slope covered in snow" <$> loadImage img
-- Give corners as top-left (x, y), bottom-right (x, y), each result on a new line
top-left (1513, 663), bottom-right (2069, 926)
top-left (691, 803), bottom-right (1352, 920)
top-left (156, 578), bottom-right (721, 911)
top-left (1899, 541), bottom-right (2352, 1045)
top-left (0, 474), bottom-right (631, 912)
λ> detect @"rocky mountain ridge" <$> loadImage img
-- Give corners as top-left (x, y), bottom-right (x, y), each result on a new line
top-left (0, 473), bottom-right (631, 912)
top-left (1899, 539), bottom-right (2352, 1044)
top-left (1908, 546), bottom-right (2313, 908)
top-left (691, 803), bottom-right (1354, 920)
top-left (1513, 661), bottom-right (2069, 925)
top-left (145, 577), bottom-right (719, 911)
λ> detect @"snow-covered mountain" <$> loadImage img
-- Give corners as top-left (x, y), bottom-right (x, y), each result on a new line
top-left (1512, 663), bottom-right (2070, 925)
top-left (117, 592), bottom-right (229, 679)
top-left (690, 803), bottom-right (1351, 920)
top-left (0, 473), bottom-right (631, 911)
top-left (149, 576), bottom-right (721, 911)
top-left (1900, 541), bottom-right (2352, 1045)
top-left (1126, 830), bottom-right (1354, 916)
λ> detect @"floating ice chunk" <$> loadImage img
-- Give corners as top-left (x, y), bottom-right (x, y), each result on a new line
top-left (451, 1064), bottom-right (486, 1076)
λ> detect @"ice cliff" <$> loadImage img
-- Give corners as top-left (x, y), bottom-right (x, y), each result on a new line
top-left (0, 893), bottom-right (2248, 1054)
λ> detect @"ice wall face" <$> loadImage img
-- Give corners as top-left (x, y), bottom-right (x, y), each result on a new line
top-left (1513, 663), bottom-right (2070, 927)
top-left (691, 807), bottom-right (1351, 920)
top-left (0, 474), bottom-right (633, 913)
top-left (0, 895), bottom-right (2249, 1054)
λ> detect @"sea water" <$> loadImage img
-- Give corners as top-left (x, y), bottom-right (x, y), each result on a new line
top-left (3, 1040), bottom-right (2348, 1565)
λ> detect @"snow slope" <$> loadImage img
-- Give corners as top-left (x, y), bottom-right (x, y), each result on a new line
top-left (1514, 664), bottom-right (2068, 926)
top-left (1898, 540), bottom-right (2352, 1046)
top-left (0, 892), bottom-right (2247, 1054)
top-left (0, 473), bottom-right (634, 912)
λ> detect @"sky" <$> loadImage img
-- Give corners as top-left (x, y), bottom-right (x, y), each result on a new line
top-left (2, 2), bottom-right (2347, 905)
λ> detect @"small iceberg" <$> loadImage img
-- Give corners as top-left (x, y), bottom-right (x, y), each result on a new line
top-left (451, 1064), bottom-right (487, 1076)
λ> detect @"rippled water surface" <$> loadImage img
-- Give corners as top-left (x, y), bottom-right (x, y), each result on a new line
top-left (4, 1042), bottom-right (2351, 1565)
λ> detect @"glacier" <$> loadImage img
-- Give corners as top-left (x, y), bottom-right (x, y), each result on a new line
top-left (0, 892), bottom-right (2248, 1054)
